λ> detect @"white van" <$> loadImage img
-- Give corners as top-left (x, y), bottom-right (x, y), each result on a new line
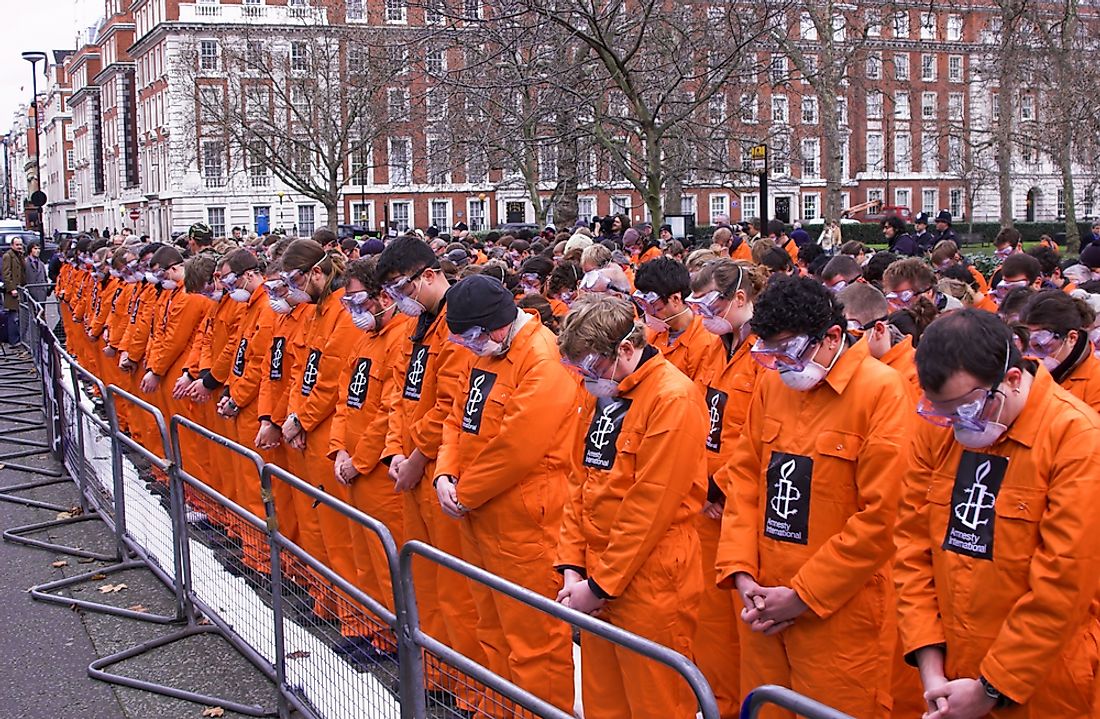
top-left (0, 220), bottom-right (24, 231)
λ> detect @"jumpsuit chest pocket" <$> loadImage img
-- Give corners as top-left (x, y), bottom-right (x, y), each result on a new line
top-left (990, 485), bottom-right (1046, 566)
top-left (812, 430), bottom-right (864, 505)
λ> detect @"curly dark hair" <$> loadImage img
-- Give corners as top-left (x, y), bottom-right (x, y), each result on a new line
top-left (750, 274), bottom-right (847, 340)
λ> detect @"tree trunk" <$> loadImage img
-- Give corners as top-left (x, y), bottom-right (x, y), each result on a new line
top-left (1059, 149), bottom-right (1080, 252)
top-left (819, 93), bottom-right (843, 220)
top-left (326, 198), bottom-right (339, 232)
top-left (663, 174), bottom-right (682, 224)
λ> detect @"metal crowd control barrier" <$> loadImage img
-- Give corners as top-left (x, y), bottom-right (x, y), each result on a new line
top-left (8, 289), bottom-right (853, 719)
top-left (740, 685), bottom-right (856, 719)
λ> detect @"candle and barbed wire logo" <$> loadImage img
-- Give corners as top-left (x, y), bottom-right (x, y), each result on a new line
top-left (764, 452), bottom-right (812, 545)
top-left (943, 452), bottom-right (1007, 560)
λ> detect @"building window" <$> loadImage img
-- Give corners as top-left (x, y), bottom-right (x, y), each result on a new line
top-left (894, 53), bottom-right (909, 81)
top-left (576, 196), bottom-right (595, 225)
top-left (611, 195), bottom-right (631, 216)
top-left (207, 207), bottom-right (226, 237)
top-left (709, 194), bottom-right (728, 222)
top-left (801, 138), bottom-right (820, 178)
top-left (802, 54), bottom-right (817, 83)
top-left (895, 188), bottom-right (911, 209)
top-left (948, 135), bottom-right (963, 172)
top-left (801, 96), bottom-right (818, 124)
top-left (922, 92), bottom-right (937, 119)
top-left (920, 12), bottom-right (936, 40)
top-left (199, 40), bottom-right (219, 71)
top-left (866, 132), bottom-right (883, 171)
top-left (949, 188), bottom-right (963, 217)
top-left (892, 11), bottom-right (909, 38)
top-left (742, 194), bottom-right (758, 220)
top-left (430, 199), bottom-right (449, 230)
top-left (947, 14), bottom-right (963, 41)
top-left (290, 42), bottom-right (308, 71)
top-left (948, 93), bottom-right (964, 121)
top-left (538, 143), bottom-right (559, 181)
top-left (390, 201), bottom-right (411, 232)
top-left (866, 52), bottom-right (882, 80)
top-left (800, 11), bottom-right (817, 40)
top-left (894, 91), bottom-right (911, 120)
top-left (346, 0), bottom-right (364, 20)
top-left (948, 56), bottom-right (964, 83)
top-left (467, 198), bottom-right (487, 231)
top-left (802, 193), bottom-right (819, 221)
top-left (387, 88), bottom-right (409, 121)
top-left (895, 132), bottom-right (911, 172)
top-left (426, 50), bottom-right (446, 75)
top-left (740, 93), bottom-right (758, 124)
top-left (424, 0), bottom-right (443, 23)
top-left (709, 94), bottom-right (727, 125)
top-left (771, 95), bottom-right (788, 124)
top-left (1021, 95), bottom-right (1035, 121)
top-left (351, 202), bottom-right (372, 226)
top-left (350, 147), bottom-right (371, 185)
top-left (922, 132), bottom-right (938, 172)
top-left (388, 45), bottom-right (409, 75)
top-left (868, 188), bottom-right (884, 204)
top-left (202, 140), bottom-right (223, 186)
top-left (66, 149), bottom-right (74, 170)
top-left (388, 138), bottom-right (411, 185)
top-left (922, 189), bottom-right (937, 214)
top-left (865, 9), bottom-right (882, 37)
top-left (921, 54), bottom-right (936, 81)
top-left (297, 205), bottom-right (315, 235)
top-left (465, 145), bottom-right (488, 184)
top-left (769, 54), bottom-right (788, 84)
top-left (866, 91), bottom-right (883, 119)
top-left (464, 0), bottom-right (480, 20)
top-left (426, 137), bottom-right (449, 184)
top-left (385, 0), bottom-right (407, 22)
top-left (836, 97), bottom-right (848, 127)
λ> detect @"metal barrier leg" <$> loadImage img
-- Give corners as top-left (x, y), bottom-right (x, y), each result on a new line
top-left (29, 558), bottom-right (182, 623)
top-left (87, 625), bottom-right (277, 718)
top-left (2, 513), bottom-right (117, 561)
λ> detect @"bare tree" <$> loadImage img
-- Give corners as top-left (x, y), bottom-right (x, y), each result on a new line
top-left (179, 24), bottom-right (405, 232)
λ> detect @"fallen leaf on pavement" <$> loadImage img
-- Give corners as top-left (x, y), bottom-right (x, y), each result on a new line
top-left (286, 650), bottom-right (311, 660)
top-left (201, 707), bottom-right (225, 717)
top-left (51, 560), bottom-right (68, 568)
top-left (98, 583), bottom-right (127, 593)
top-left (127, 604), bottom-right (148, 613)
top-left (77, 558), bottom-right (95, 564)
top-left (90, 573), bottom-right (107, 580)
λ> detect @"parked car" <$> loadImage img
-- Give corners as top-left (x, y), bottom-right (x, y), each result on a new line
top-left (862, 205), bottom-right (913, 223)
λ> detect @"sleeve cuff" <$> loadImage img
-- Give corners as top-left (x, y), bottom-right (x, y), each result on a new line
top-left (201, 372), bottom-right (222, 390)
top-left (588, 578), bottom-right (614, 600)
top-left (554, 564), bottom-right (587, 578)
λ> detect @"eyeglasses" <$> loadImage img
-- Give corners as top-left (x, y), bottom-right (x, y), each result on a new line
top-left (749, 334), bottom-right (820, 372)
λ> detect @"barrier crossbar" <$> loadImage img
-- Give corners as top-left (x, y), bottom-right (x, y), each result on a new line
top-left (740, 685), bottom-right (856, 719)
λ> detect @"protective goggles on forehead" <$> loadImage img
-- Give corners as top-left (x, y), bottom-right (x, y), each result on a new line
top-left (749, 334), bottom-right (820, 372)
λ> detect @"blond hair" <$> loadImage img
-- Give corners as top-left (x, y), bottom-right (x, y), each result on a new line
top-left (580, 244), bottom-right (611, 270)
top-left (558, 295), bottom-right (645, 360)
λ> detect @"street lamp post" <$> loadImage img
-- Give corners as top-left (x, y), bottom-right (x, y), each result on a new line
top-left (22, 51), bottom-right (48, 244)
top-left (0, 134), bottom-right (9, 218)
top-left (276, 190), bottom-right (285, 232)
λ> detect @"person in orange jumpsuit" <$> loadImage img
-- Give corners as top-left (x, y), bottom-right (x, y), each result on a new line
top-left (277, 239), bottom-right (360, 628)
top-left (633, 256), bottom-right (721, 392)
top-left (716, 275), bottom-right (908, 719)
top-left (118, 244), bottom-right (166, 453)
top-left (378, 236), bottom-right (488, 712)
top-left (684, 259), bottom-right (766, 717)
top-left (432, 274), bottom-right (576, 713)
top-left (1018, 289), bottom-right (1100, 411)
top-left (139, 249), bottom-right (213, 469)
top-left (897, 309), bottom-right (1100, 718)
top-left (885, 257), bottom-right (965, 315)
top-left (210, 249), bottom-right (271, 573)
top-left (989, 254), bottom-right (1043, 312)
top-left (101, 248), bottom-right (142, 433)
top-left (329, 257), bottom-right (410, 658)
top-left (555, 295), bottom-right (708, 719)
top-left (839, 282), bottom-right (921, 397)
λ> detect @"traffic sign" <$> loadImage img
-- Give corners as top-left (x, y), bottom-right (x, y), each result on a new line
top-left (750, 144), bottom-right (767, 172)
top-left (129, 208), bottom-right (141, 221)
top-left (30, 190), bottom-right (46, 207)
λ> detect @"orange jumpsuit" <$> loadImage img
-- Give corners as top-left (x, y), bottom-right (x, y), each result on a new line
top-left (383, 302), bottom-right (487, 710)
top-left (118, 282), bottom-right (161, 453)
top-left (435, 315), bottom-right (577, 712)
top-left (895, 369), bottom-right (1100, 717)
top-left (646, 313), bottom-right (722, 395)
top-left (880, 335), bottom-right (920, 399)
top-left (329, 313), bottom-right (411, 619)
top-left (698, 331), bottom-right (764, 717)
top-left (730, 240), bottom-right (752, 262)
top-left (1058, 344), bottom-right (1100, 411)
top-left (103, 279), bottom-right (138, 433)
top-left (715, 340), bottom-right (908, 719)
top-left (557, 349), bottom-right (708, 719)
top-left (780, 238), bottom-right (799, 264)
top-left (639, 246), bottom-right (662, 264)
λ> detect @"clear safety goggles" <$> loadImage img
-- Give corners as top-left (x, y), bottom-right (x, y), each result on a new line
top-left (685, 290), bottom-right (724, 319)
top-left (916, 386), bottom-right (1001, 432)
top-left (993, 280), bottom-right (1027, 300)
top-left (749, 334), bottom-right (820, 372)
top-left (885, 287), bottom-right (930, 310)
top-left (263, 278), bottom-right (290, 300)
top-left (1026, 328), bottom-right (1065, 357)
top-left (449, 326), bottom-right (495, 353)
top-left (340, 290), bottom-right (376, 314)
top-left (560, 352), bottom-right (609, 381)
top-left (846, 316), bottom-right (886, 339)
top-left (382, 266), bottom-right (430, 301)
top-left (631, 290), bottom-right (665, 317)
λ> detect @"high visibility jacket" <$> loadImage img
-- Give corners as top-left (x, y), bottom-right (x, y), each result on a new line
top-left (716, 339), bottom-right (908, 619)
top-left (704, 332), bottom-right (764, 488)
top-left (1059, 344), bottom-right (1100, 412)
top-left (549, 297), bottom-right (570, 318)
top-left (256, 304), bottom-right (309, 426)
top-left (286, 288), bottom-right (359, 434)
top-left (436, 315), bottom-right (578, 511)
top-left (646, 313), bottom-right (722, 396)
top-left (879, 335), bottom-right (920, 399)
top-left (225, 286), bottom-right (274, 411)
top-left (384, 300), bottom-right (474, 461)
top-left (556, 350), bottom-right (708, 598)
top-left (329, 313), bottom-right (412, 470)
top-left (894, 368), bottom-right (1100, 710)
top-left (144, 289), bottom-right (212, 378)
top-left (120, 283), bottom-right (159, 362)
top-left (780, 238), bottom-right (799, 264)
